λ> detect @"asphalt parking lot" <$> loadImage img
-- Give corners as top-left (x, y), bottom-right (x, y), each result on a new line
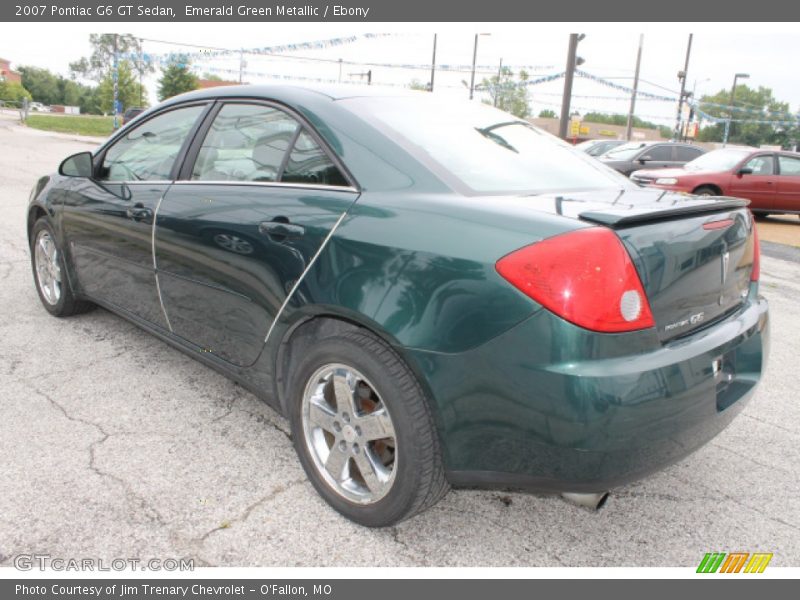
top-left (1, 115), bottom-right (798, 568)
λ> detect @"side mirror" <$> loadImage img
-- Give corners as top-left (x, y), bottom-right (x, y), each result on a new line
top-left (639, 155), bottom-right (652, 163)
top-left (737, 167), bottom-right (754, 176)
top-left (59, 152), bottom-right (93, 178)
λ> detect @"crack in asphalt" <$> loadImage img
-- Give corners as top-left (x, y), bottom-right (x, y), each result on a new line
top-left (198, 479), bottom-right (307, 543)
top-left (24, 381), bottom-right (167, 527)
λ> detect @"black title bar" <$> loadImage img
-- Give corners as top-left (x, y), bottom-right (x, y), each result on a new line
top-left (4, 0), bottom-right (800, 21)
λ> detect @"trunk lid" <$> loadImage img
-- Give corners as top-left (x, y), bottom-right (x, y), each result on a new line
top-left (530, 188), bottom-right (756, 341)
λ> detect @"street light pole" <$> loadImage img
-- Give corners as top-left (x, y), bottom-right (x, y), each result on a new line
top-left (673, 33), bottom-right (693, 140)
top-left (558, 33), bottom-right (584, 139)
top-left (625, 34), bottom-right (644, 141)
top-left (723, 72), bottom-right (749, 146)
top-left (429, 33), bottom-right (437, 92)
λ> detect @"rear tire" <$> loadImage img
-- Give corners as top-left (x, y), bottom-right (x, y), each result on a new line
top-left (287, 329), bottom-right (449, 526)
top-left (30, 218), bottom-right (94, 317)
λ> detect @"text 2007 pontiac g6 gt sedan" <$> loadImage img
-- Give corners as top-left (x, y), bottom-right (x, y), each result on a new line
top-left (28, 85), bottom-right (769, 526)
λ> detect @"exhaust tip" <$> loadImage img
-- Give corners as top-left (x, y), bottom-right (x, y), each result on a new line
top-left (561, 491), bottom-right (610, 510)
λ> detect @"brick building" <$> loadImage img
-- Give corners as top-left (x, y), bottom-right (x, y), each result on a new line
top-left (0, 58), bottom-right (22, 84)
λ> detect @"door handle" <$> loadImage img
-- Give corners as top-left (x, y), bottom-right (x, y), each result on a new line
top-left (259, 220), bottom-right (305, 240)
top-left (126, 203), bottom-right (153, 221)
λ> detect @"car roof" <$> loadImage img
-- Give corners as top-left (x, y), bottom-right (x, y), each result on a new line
top-left (159, 83), bottom-right (415, 108)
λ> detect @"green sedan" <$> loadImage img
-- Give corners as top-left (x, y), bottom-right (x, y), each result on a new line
top-left (27, 85), bottom-right (769, 526)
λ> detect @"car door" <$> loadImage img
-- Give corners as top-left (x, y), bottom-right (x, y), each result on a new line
top-left (60, 103), bottom-right (209, 327)
top-left (728, 153), bottom-right (777, 210)
top-left (634, 144), bottom-right (674, 172)
top-left (775, 154), bottom-right (800, 213)
top-left (154, 101), bottom-right (359, 367)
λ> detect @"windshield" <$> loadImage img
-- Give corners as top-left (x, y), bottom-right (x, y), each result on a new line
top-left (602, 142), bottom-right (650, 160)
top-left (683, 148), bottom-right (751, 171)
top-left (341, 96), bottom-right (631, 195)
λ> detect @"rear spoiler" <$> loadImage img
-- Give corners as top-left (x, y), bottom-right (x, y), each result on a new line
top-left (579, 197), bottom-right (749, 228)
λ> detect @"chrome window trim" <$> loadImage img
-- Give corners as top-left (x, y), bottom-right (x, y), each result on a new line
top-left (168, 180), bottom-right (359, 194)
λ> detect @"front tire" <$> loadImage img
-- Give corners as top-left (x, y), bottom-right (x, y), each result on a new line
top-left (30, 218), bottom-right (94, 317)
top-left (693, 186), bottom-right (718, 196)
top-left (287, 329), bottom-right (448, 526)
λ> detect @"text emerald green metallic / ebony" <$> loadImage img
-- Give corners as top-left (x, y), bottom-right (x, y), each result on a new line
top-left (27, 85), bottom-right (769, 526)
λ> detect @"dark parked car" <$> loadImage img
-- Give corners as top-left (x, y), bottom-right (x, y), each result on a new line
top-left (28, 86), bottom-right (768, 526)
top-left (600, 140), bottom-right (705, 176)
top-left (575, 138), bottom-right (625, 157)
top-left (632, 147), bottom-right (800, 218)
top-left (121, 107), bottom-right (145, 125)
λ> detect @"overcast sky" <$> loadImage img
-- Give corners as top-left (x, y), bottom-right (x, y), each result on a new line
top-left (1, 22), bottom-right (798, 125)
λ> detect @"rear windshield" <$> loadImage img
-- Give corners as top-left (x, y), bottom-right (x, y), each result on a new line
top-left (602, 142), bottom-right (650, 160)
top-left (684, 148), bottom-right (752, 171)
top-left (340, 96), bottom-right (631, 195)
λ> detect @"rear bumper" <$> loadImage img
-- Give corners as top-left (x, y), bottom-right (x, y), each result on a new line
top-left (407, 287), bottom-right (769, 492)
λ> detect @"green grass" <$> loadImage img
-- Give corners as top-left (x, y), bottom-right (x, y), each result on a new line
top-left (25, 114), bottom-right (115, 137)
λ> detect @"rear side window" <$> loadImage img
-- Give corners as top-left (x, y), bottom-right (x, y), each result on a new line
top-left (282, 130), bottom-right (348, 186)
top-left (744, 155), bottom-right (774, 175)
top-left (778, 155), bottom-right (800, 176)
top-left (675, 146), bottom-right (704, 161)
top-left (190, 103), bottom-right (348, 187)
top-left (99, 105), bottom-right (204, 181)
top-left (192, 104), bottom-right (299, 182)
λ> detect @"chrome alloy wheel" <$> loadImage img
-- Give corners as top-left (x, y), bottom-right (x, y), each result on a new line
top-left (301, 364), bottom-right (397, 504)
top-left (34, 230), bottom-right (62, 305)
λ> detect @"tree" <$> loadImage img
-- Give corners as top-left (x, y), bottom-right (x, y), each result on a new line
top-left (18, 66), bottom-right (62, 105)
top-left (408, 79), bottom-right (429, 91)
top-left (0, 81), bottom-right (32, 103)
top-left (97, 61), bottom-right (146, 114)
top-left (480, 67), bottom-right (531, 118)
top-left (69, 34), bottom-right (153, 83)
top-left (538, 109), bottom-right (557, 118)
top-left (157, 56), bottom-right (199, 101)
top-left (695, 84), bottom-right (798, 148)
top-left (202, 73), bottom-right (223, 82)
top-left (582, 112), bottom-right (672, 139)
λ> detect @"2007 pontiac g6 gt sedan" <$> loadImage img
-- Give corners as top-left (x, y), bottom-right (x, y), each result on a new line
top-left (28, 85), bottom-right (769, 526)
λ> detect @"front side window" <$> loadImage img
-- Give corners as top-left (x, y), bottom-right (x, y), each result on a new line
top-left (778, 155), bottom-right (800, 176)
top-left (744, 155), bottom-right (774, 176)
top-left (642, 145), bottom-right (673, 161)
top-left (99, 105), bottom-right (204, 181)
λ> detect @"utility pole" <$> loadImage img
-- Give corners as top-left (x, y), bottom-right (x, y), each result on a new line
top-left (112, 33), bottom-right (119, 130)
top-left (238, 49), bottom-right (245, 84)
top-left (469, 34), bottom-right (479, 100)
top-left (625, 34), bottom-right (644, 141)
top-left (338, 58), bottom-right (342, 83)
top-left (429, 34), bottom-right (437, 92)
top-left (138, 38), bottom-right (144, 107)
top-left (558, 33), bottom-right (585, 139)
top-left (494, 58), bottom-right (503, 107)
top-left (723, 73), bottom-right (749, 146)
top-left (673, 33), bottom-right (693, 140)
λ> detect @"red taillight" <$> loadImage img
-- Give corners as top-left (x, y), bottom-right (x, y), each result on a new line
top-left (751, 220), bottom-right (760, 282)
top-left (496, 228), bottom-right (655, 333)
